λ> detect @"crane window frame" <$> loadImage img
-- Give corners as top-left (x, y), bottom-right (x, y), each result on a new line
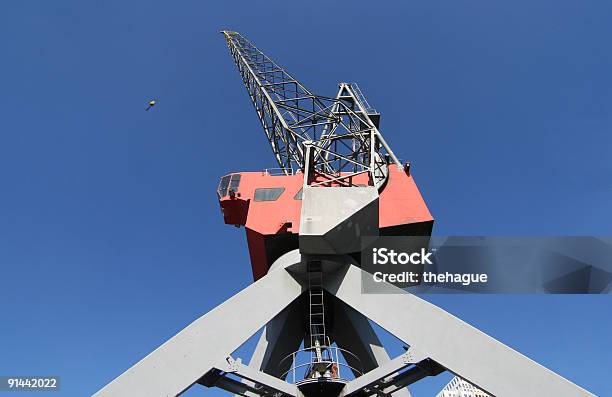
top-left (218, 174), bottom-right (241, 197)
top-left (294, 188), bottom-right (303, 200)
top-left (254, 187), bottom-right (285, 202)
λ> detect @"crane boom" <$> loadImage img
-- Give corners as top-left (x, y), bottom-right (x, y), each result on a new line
top-left (222, 31), bottom-right (402, 188)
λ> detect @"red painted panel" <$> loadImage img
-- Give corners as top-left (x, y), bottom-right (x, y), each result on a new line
top-left (219, 167), bottom-right (434, 279)
top-left (245, 228), bottom-right (268, 281)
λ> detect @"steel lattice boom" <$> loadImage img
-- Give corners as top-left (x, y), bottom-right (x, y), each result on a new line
top-left (222, 31), bottom-right (401, 188)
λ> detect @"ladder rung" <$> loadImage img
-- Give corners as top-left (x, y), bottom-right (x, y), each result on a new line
top-left (308, 265), bottom-right (326, 350)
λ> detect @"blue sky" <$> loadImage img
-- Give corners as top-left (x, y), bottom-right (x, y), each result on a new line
top-left (0, 1), bottom-right (611, 396)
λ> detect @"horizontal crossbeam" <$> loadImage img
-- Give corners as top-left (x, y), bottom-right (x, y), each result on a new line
top-left (340, 348), bottom-right (440, 397)
top-left (203, 356), bottom-right (298, 397)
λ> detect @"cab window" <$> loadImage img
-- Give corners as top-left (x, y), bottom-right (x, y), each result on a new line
top-left (254, 187), bottom-right (285, 201)
top-left (218, 174), bottom-right (241, 197)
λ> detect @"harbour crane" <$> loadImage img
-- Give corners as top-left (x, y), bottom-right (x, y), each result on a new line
top-left (94, 32), bottom-right (596, 397)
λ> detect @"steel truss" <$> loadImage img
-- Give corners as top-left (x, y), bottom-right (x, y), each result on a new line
top-left (222, 31), bottom-right (401, 188)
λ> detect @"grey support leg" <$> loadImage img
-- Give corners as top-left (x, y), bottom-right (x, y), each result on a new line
top-left (248, 297), bottom-right (306, 378)
top-left (93, 266), bottom-right (303, 397)
top-left (232, 298), bottom-right (306, 397)
top-left (332, 299), bottom-right (412, 397)
top-left (324, 264), bottom-right (595, 397)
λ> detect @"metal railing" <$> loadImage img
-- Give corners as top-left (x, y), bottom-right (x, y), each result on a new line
top-left (350, 82), bottom-right (378, 114)
top-left (279, 346), bottom-right (363, 384)
top-left (261, 168), bottom-right (296, 176)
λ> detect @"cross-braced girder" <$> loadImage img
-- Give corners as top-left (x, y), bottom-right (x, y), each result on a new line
top-left (222, 31), bottom-right (401, 188)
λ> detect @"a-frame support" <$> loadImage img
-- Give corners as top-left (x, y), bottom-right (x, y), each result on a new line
top-left (93, 251), bottom-right (595, 397)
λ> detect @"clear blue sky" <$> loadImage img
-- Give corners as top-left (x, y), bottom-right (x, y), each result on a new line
top-left (1, 1), bottom-right (611, 396)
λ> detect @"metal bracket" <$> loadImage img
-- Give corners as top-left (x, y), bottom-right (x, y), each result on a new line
top-left (340, 349), bottom-right (434, 397)
top-left (208, 356), bottom-right (298, 397)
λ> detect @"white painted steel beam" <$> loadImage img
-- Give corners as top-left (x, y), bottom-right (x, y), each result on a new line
top-left (93, 266), bottom-right (303, 397)
top-left (333, 300), bottom-right (412, 397)
top-left (325, 264), bottom-right (595, 397)
top-left (221, 356), bottom-right (299, 397)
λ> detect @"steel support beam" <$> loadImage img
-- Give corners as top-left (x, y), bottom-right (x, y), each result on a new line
top-left (93, 265), bottom-right (303, 397)
top-left (218, 356), bottom-right (299, 397)
top-left (333, 299), bottom-right (412, 397)
top-left (324, 264), bottom-right (595, 397)
top-left (340, 350), bottom-right (419, 396)
top-left (198, 372), bottom-right (259, 397)
top-left (234, 299), bottom-right (306, 397)
top-left (248, 298), bottom-right (306, 378)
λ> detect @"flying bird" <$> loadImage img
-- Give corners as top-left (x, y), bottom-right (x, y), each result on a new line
top-left (145, 100), bottom-right (156, 111)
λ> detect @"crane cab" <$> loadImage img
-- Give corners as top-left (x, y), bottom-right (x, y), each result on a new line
top-left (218, 167), bottom-right (434, 281)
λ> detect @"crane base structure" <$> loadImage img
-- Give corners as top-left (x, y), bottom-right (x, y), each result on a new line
top-left (94, 250), bottom-right (595, 397)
